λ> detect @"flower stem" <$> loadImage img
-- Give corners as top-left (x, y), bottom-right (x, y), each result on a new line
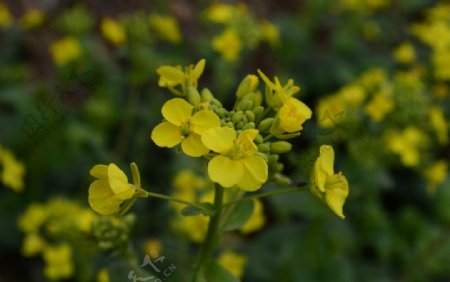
top-left (138, 188), bottom-right (206, 210)
top-left (223, 186), bottom-right (304, 207)
top-left (192, 184), bottom-right (224, 281)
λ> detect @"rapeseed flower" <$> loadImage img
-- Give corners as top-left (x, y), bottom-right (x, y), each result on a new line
top-left (156, 59), bottom-right (205, 90)
top-left (50, 37), bottom-right (81, 66)
top-left (240, 199), bottom-right (265, 234)
top-left (101, 18), bottom-right (126, 45)
top-left (149, 14), bottom-right (182, 43)
top-left (0, 146), bottom-right (25, 192)
top-left (218, 251), bottom-right (247, 278)
top-left (212, 28), bottom-right (242, 62)
top-left (43, 244), bottom-right (74, 280)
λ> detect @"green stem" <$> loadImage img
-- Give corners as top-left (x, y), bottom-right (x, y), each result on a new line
top-left (138, 188), bottom-right (206, 210)
top-left (192, 184), bottom-right (224, 281)
top-left (223, 187), bottom-right (302, 207)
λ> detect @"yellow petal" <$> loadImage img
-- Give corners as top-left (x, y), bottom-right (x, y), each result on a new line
top-left (190, 110), bottom-right (221, 134)
top-left (191, 59), bottom-right (206, 82)
top-left (201, 127), bottom-right (236, 153)
top-left (257, 69), bottom-right (276, 89)
top-left (162, 98), bottom-right (193, 126)
top-left (156, 66), bottom-right (185, 84)
top-left (236, 129), bottom-right (259, 155)
top-left (325, 174), bottom-right (349, 219)
top-left (318, 145), bottom-right (335, 176)
top-left (237, 156), bottom-right (268, 191)
top-left (181, 133), bottom-right (209, 157)
top-left (107, 164), bottom-right (135, 200)
top-left (208, 156), bottom-right (243, 187)
top-left (151, 122), bottom-right (183, 148)
top-left (313, 158), bottom-right (327, 192)
top-left (88, 180), bottom-right (121, 215)
top-left (90, 164), bottom-right (108, 178)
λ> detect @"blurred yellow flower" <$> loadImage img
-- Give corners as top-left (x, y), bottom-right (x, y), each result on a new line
top-left (218, 251), bottom-right (247, 278)
top-left (20, 9), bottom-right (45, 29)
top-left (260, 20), bottom-right (280, 47)
top-left (151, 98), bottom-right (221, 157)
top-left (144, 238), bottom-right (161, 258)
top-left (385, 127), bottom-right (428, 167)
top-left (278, 97), bottom-right (312, 133)
top-left (240, 199), bottom-right (266, 234)
top-left (43, 244), bottom-right (74, 280)
top-left (0, 3), bottom-right (12, 27)
top-left (101, 18), bottom-right (126, 45)
top-left (0, 146), bottom-right (25, 192)
top-left (212, 28), bottom-right (242, 62)
top-left (88, 163), bottom-right (136, 215)
top-left (424, 160), bottom-right (448, 194)
top-left (206, 3), bottom-right (235, 24)
top-left (202, 128), bottom-right (268, 191)
top-left (173, 169), bottom-right (207, 191)
top-left (18, 204), bottom-right (47, 233)
top-left (76, 210), bottom-right (97, 232)
top-left (156, 59), bottom-right (205, 89)
top-left (22, 233), bottom-right (46, 257)
top-left (97, 268), bottom-right (110, 282)
top-left (364, 91), bottom-right (394, 122)
top-left (393, 42), bottom-right (416, 64)
top-left (171, 214), bottom-right (209, 243)
top-left (149, 14), bottom-right (182, 43)
top-left (50, 37), bottom-right (82, 66)
top-left (429, 106), bottom-right (448, 145)
top-left (316, 96), bottom-right (346, 128)
top-left (310, 145), bottom-right (349, 219)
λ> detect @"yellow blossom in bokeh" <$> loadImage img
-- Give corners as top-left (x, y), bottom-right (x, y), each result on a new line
top-left (218, 251), bottom-right (247, 278)
top-left (424, 160), bottom-right (448, 194)
top-left (0, 3), bottom-right (12, 27)
top-left (202, 128), bottom-right (268, 191)
top-left (393, 42), bottom-right (416, 64)
top-left (149, 14), bottom-right (182, 44)
top-left (212, 28), bottom-right (242, 62)
top-left (144, 238), bottom-right (161, 258)
top-left (240, 199), bottom-right (266, 234)
top-left (0, 146), bottom-right (25, 192)
top-left (43, 244), bottom-right (74, 280)
top-left (97, 268), bottom-right (110, 282)
top-left (18, 204), bottom-right (47, 233)
top-left (50, 37), bottom-right (82, 66)
top-left (385, 127), bottom-right (428, 167)
top-left (206, 3), bottom-right (235, 24)
top-left (88, 163), bottom-right (136, 215)
top-left (20, 9), bottom-right (45, 29)
top-left (310, 145), bottom-right (349, 219)
top-left (101, 18), bottom-right (126, 45)
top-left (316, 96), bottom-right (346, 128)
top-left (171, 214), bottom-right (209, 243)
top-left (429, 106), bottom-right (448, 145)
top-left (156, 59), bottom-right (205, 89)
top-left (364, 91), bottom-right (394, 122)
top-left (260, 20), bottom-right (280, 47)
top-left (151, 98), bottom-right (221, 157)
top-left (22, 233), bottom-right (46, 257)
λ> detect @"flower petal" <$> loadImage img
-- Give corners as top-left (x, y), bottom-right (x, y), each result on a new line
top-left (162, 98), bottom-right (193, 126)
top-left (90, 164), bottom-right (108, 178)
top-left (181, 133), bottom-right (209, 157)
top-left (318, 145), bottom-right (335, 176)
top-left (151, 122), bottom-right (183, 148)
top-left (237, 156), bottom-right (268, 191)
top-left (201, 127), bottom-right (236, 153)
top-left (156, 66), bottom-right (185, 84)
top-left (190, 110), bottom-right (221, 134)
top-left (324, 174), bottom-right (349, 219)
top-left (208, 156), bottom-right (243, 187)
top-left (236, 129), bottom-right (259, 155)
top-left (88, 179), bottom-right (120, 215)
top-left (191, 59), bottom-right (206, 82)
top-left (108, 164), bottom-right (135, 200)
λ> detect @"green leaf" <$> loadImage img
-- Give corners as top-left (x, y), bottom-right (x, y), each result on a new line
top-left (205, 260), bottom-right (240, 282)
top-left (181, 202), bottom-right (215, 216)
top-left (222, 199), bottom-right (255, 231)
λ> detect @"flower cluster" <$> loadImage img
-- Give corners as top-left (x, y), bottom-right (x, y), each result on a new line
top-left (0, 145), bottom-right (25, 192)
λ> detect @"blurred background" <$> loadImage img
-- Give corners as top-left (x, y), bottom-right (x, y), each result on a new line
top-left (0, 0), bottom-right (449, 281)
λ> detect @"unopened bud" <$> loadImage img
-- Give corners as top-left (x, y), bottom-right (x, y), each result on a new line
top-left (243, 122), bottom-right (255, 130)
top-left (236, 74), bottom-right (259, 98)
top-left (270, 141), bottom-right (292, 154)
top-left (187, 87), bottom-right (201, 106)
top-left (201, 88), bottom-right (214, 102)
top-left (257, 143), bottom-right (270, 153)
top-left (245, 110), bottom-right (255, 122)
top-left (258, 118), bottom-right (274, 133)
top-left (273, 173), bottom-right (292, 186)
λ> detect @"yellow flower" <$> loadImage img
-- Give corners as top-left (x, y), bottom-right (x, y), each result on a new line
top-left (316, 96), bottom-right (346, 128)
top-left (310, 145), bottom-right (349, 219)
top-left (364, 91), bottom-right (394, 122)
top-left (101, 18), bottom-right (126, 45)
top-left (18, 204), bottom-right (47, 233)
top-left (429, 106), bottom-right (448, 145)
top-left (20, 9), bottom-right (45, 29)
top-left (156, 59), bottom-right (205, 89)
top-left (206, 3), bottom-right (235, 24)
top-left (173, 169), bottom-right (207, 191)
top-left (151, 98), bottom-right (221, 157)
top-left (240, 199), bottom-right (266, 234)
top-left (0, 146), bottom-right (25, 192)
top-left (212, 28), bottom-right (242, 62)
top-left (97, 268), bottom-right (110, 282)
top-left (260, 20), bottom-right (280, 47)
top-left (201, 128), bottom-right (268, 191)
top-left (43, 244), bottom-right (74, 280)
top-left (218, 251), bottom-right (247, 278)
top-left (88, 163), bottom-right (136, 215)
top-left (393, 42), bottom-right (416, 64)
top-left (339, 84), bottom-right (366, 107)
top-left (0, 3), bottom-right (12, 27)
top-left (76, 210), bottom-right (97, 233)
top-left (22, 233), bottom-right (46, 257)
top-left (49, 36), bottom-right (81, 66)
top-left (385, 127), bottom-right (427, 167)
top-left (149, 14), bottom-right (182, 43)
top-left (258, 70), bottom-right (300, 109)
top-left (424, 160), bottom-right (448, 194)
top-left (170, 214), bottom-right (209, 243)
top-left (144, 238), bottom-right (161, 258)
top-left (278, 97), bottom-right (312, 133)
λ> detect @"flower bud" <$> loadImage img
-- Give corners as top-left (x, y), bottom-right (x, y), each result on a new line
top-left (245, 110), bottom-right (255, 122)
top-left (254, 134), bottom-right (264, 144)
top-left (232, 111), bottom-right (244, 123)
top-left (243, 122), bottom-right (255, 130)
top-left (253, 106), bottom-right (264, 120)
top-left (187, 87), bottom-right (201, 106)
top-left (201, 88), bottom-right (214, 102)
top-left (236, 74), bottom-right (259, 98)
top-left (257, 143), bottom-right (270, 153)
top-left (270, 141), bottom-right (292, 154)
top-left (275, 132), bottom-right (301, 140)
top-left (273, 173), bottom-right (292, 185)
top-left (258, 118), bottom-right (274, 133)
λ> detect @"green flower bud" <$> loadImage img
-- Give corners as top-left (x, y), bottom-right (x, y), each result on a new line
top-left (253, 106), bottom-right (264, 121)
top-left (201, 88), bottom-right (214, 102)
top-left (268, 154), bottom-right (279, 165)
top-left (245, 110), bottom-right (255, 122)
top-left (273, 173), bottom-right (292, 185)
top-left (257, 152), bottom-right (269, 162)
top-left (257, 143), bottom-right (271, 153)
top-left (275, 162), bottom-right (284, 172)
top-left (236, 121), bottom-right (244, 129)
top-left (258, 118), bottom-right (274, 133)
top-left (254, 134), bottom-right (263, 144)
top-left (232, 111), bottom-right (244, 124)
top-left (243, 122), bottom-right (255, 130)
top-left (187, 87), bottom-right (201, 106)
top-left (270, 116), bottom-right (284, 135)
top-left (275, 132), bottom-right (301, 140)
top-left (236, 74), bottom-right (259, 98)
top-left (270, 141), bottom-right (293, 154)
top-left (237, 100), bottom-right (254, 111)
